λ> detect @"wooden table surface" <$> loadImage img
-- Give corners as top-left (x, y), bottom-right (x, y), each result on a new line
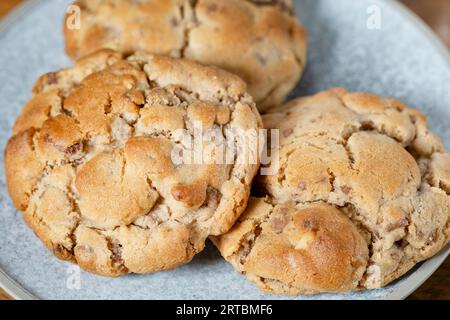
top-left (0, 0), bottom-right (449, 301)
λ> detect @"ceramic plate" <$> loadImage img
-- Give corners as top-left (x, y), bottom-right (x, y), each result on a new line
top-left (0, 0), bottom-right (449, 300)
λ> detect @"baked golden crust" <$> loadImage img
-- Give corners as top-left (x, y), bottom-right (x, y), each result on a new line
top-left (64, 0), bottom-right (307, 111)
top-left (5, 49), bottom-right (262, 276)
top-left (213, 198), bottom-right (369, 295)
top-left (213, 88), bottom-right (450, 294)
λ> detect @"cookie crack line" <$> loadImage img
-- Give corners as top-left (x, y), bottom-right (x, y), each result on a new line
top-left (238, 202), bottom-right (275, 266)
top-left (64, 0), bottom-right (308, 111)
top-left (179, 0), bottom-right (199, 59)
top-left (6, 49), bottom-right (261, 276)
top-left (333, 90), bottom-right (422, 155)
top-left (26, 160), bottom-right (82, 259)
top-left (215, 89), bottom-right (449, 294)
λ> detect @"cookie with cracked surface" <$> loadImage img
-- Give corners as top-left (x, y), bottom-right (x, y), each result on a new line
top-left (5, 49), bottom-right (262, 277)
top-left (64, 0), bottom-right (307, 111)
top-left (212, 88), bottom-right (450, 295)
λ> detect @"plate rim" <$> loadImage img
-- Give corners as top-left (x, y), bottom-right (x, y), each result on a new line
top-left (376, 0), bottom-right (450, 299)
top-left (382, 0), bottom-right (450, 66)
top-left (0, 0), bottom-right (43, 301)
top-left (0, 0), bottom-right (448, 300)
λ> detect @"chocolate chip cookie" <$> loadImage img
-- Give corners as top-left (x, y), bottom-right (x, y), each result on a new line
top-left (5, 49), bottom-right (262, 276)
top-left (213, 88), bottom-right (450, 295)
top-left (64, 0), bottom-right (307, 111)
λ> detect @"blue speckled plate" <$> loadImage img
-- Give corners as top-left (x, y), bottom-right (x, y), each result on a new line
top-left (0, 0), bottom-right (449, 300)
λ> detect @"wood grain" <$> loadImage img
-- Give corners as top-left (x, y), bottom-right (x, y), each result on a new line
top-left (408, 258), bottom-right (450, 300)
top-left (0, 288), bottom-right (13, 300)
top-left (0, 0), bottom-right (21, 18)
top-left (401, 0), bottom-right (450, 49)
top-left (0, 0), bottom-right (448, 300)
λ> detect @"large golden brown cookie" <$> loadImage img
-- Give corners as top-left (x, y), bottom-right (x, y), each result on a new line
top-left (64, 0), bottom-right (307, 111)
top-left (5, 49), bottom-right (262, 276)
top-left (213, 88), bottom-right (450, 295)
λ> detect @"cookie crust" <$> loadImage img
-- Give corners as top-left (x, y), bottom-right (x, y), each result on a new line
top-left (5, 49), bottom-right (262, 276)
top-left (213, 88), bottom-right (450, 294)
top-left (64, 0), bottom-right (307, 111)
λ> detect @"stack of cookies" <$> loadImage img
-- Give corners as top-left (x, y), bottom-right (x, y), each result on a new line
top-left (4, 0), bottom-right (449, 295)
